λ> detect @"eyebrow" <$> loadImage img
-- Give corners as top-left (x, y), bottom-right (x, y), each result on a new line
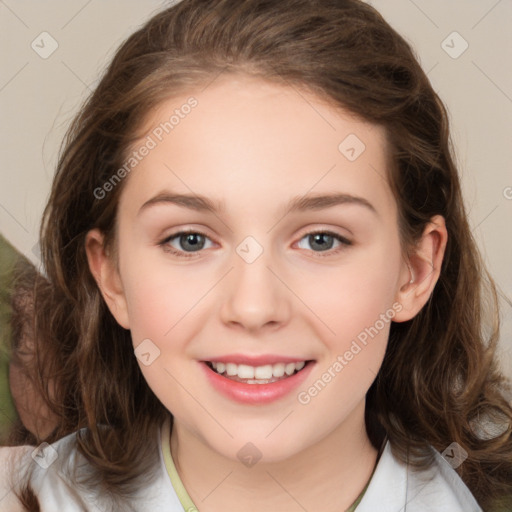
top-left (138, 191), bottom-right (377, 216)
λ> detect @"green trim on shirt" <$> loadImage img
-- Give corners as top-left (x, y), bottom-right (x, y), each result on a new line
top-left (161, 423), bottom-right (199, 512)
top-left (347, 480), bottom-right (370, 511)
top-left (346, 439), bottom-right (385, 511)
top-left (161, 422), bottom-right (373, 511)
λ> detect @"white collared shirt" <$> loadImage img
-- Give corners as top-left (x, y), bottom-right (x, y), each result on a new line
top-left (357, 442), bottom-right (482, 511)
top-left (0, 426), bottom-right (482, 511)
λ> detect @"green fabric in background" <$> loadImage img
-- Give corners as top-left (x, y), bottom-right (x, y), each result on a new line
top-left (0, 233), bottom-right (20, 442)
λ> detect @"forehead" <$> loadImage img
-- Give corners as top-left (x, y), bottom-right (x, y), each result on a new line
top-left (119, 74), bottom-right (395, 220)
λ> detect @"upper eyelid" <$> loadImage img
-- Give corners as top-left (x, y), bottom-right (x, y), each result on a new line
top-left (160, 226), bottom-right (215, 242)
top-left (296, 227), bottom-right (351, 241)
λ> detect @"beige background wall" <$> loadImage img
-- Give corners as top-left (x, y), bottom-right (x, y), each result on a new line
top-left (0, 0), bottom-right (511, 376)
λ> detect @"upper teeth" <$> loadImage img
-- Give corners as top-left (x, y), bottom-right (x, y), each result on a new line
top-left (211, 361), bottom-right (306, 379)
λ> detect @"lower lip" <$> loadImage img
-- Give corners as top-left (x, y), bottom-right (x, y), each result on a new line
top-left (200, 361), bottom-right (315, 405)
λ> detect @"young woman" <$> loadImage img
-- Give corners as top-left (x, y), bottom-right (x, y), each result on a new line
top-left (1, 1), bottom-right (511, 510)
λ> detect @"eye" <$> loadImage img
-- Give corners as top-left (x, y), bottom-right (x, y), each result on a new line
top-left (160, 230), bottom-right (214, 257)
top-left (296, 230), bottom-right (352, 256)
top-left (159, 229), bottom-right (351, 258)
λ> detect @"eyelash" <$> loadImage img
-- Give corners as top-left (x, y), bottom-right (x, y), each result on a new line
top-left (159, 229), bottom-right (352, 259)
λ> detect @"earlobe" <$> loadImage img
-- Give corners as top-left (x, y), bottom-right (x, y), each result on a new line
top-left (85, 229), bottom-right (130, 329)
top-left (393, 215), bottom-right (448, 322)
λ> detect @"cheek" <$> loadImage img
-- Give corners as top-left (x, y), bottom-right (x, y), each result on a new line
top-left (120, 264), bottom-right (204, 412)
top-left (293, 254), bottom-right (397, 431)
top-left (124, 281), bottom-right (171, 346)
top-left (295, 242), bottom-right (401, 347)
top-left (120, 254), bottom-right (204, 345)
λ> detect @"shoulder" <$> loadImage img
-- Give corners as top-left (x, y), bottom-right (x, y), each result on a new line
top-left (357, 441), bottom-right (483, 512)
top-left (1, 426), bottom-right (184, 512)
top-left (1, 432), bottom-right (107, 512)
top-left (0, 444), bottom-right (34, 512)
top-left (404, 447), bottom-right (483, 512)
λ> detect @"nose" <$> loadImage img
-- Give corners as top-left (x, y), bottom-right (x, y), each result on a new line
top-left (219, 245), bottom-right (291, 333)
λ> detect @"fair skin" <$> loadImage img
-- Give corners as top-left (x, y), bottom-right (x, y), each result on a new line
top-left (86, 75), bottom-right (447, 511)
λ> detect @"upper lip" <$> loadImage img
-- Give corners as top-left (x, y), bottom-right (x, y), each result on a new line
top-left (202, 354), bottom-right (313, 366)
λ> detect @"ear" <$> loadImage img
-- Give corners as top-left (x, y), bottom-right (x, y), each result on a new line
top-left (393, 215), bottom-right (448, 322)
top-left (85, 229), bottom-right (130, 329)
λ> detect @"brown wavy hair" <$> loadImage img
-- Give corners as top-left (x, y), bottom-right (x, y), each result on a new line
top-left (7, 258), bottom-right (57, 446)
top-left (9, 0), bottom-right (512, 509)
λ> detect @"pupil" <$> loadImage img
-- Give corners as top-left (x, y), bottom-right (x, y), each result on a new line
top-left (310, 233), bottom-right (333, 251)
top-left (181, 233), bottom-right (204, 251)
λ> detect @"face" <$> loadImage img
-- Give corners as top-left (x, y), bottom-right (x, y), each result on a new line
top-left (90, 74), bottom-right (415, 463)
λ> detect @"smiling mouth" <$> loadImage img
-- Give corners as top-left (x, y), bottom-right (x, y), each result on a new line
top-left (204, 360), bottom-right (314, 384)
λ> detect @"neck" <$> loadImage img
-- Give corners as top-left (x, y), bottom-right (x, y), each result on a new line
top-left (170, 400), bottom-right (378, 512)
